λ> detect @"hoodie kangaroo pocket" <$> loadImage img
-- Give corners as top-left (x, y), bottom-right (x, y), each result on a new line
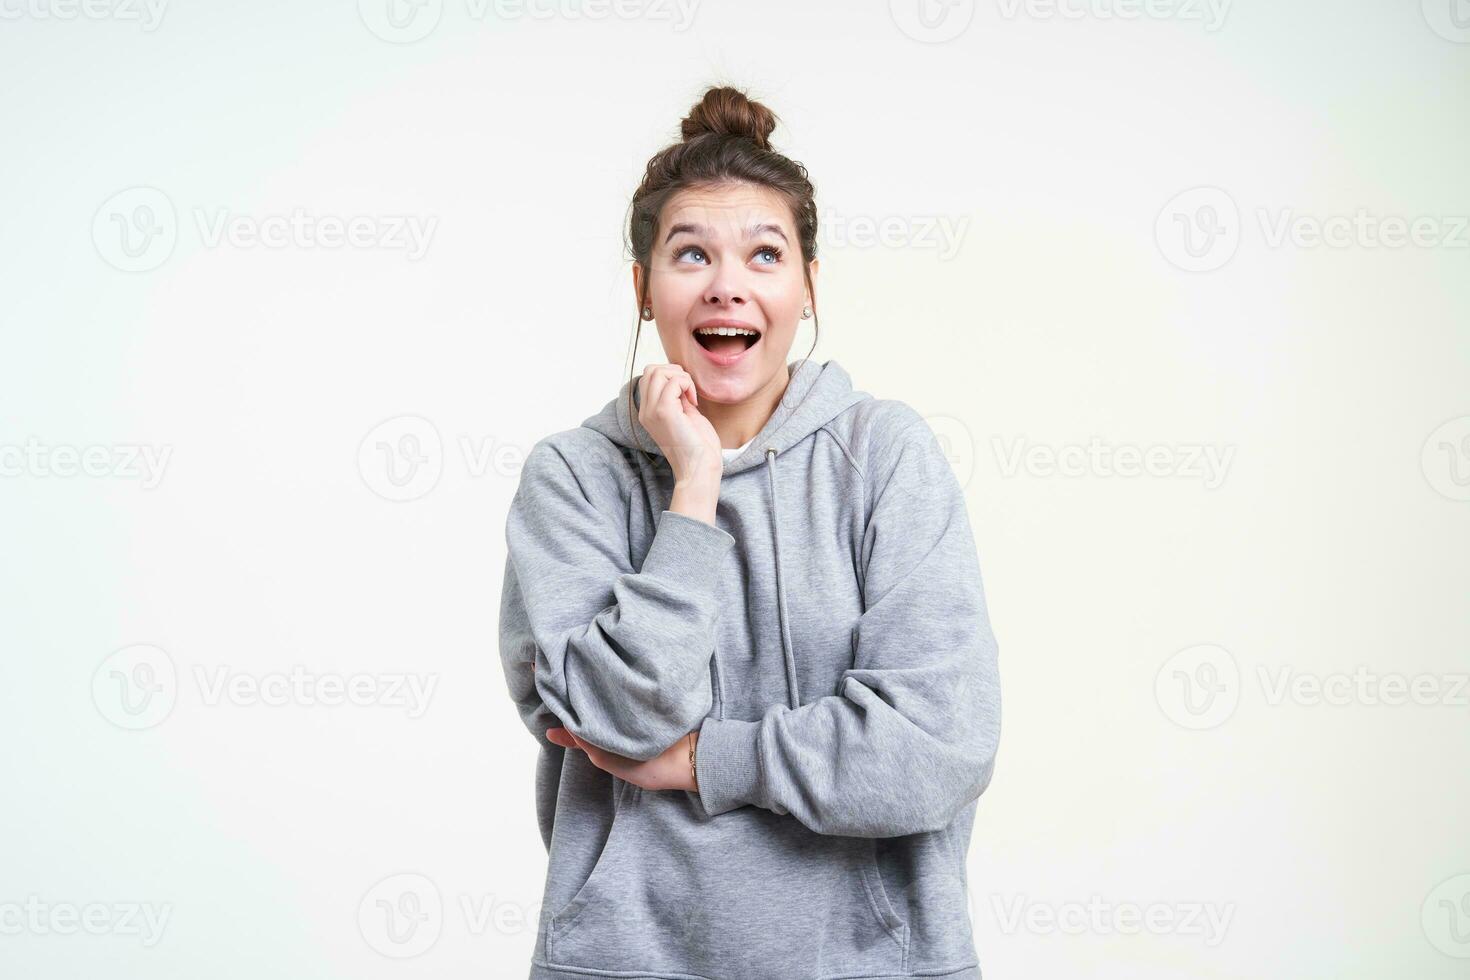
top-left (545, 780), bottom-right (640, 939)
top-left (545, 788), bottom-right (908, 978)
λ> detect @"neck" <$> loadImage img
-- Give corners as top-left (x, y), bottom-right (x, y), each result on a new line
top-left (699, 364), bottom-right (791, 449)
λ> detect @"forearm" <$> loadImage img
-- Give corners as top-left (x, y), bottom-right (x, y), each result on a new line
top-left (512, 510), bottom-right (734, 760)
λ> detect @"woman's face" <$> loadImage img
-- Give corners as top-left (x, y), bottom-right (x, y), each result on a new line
top-left (635, 181), bottom-right (817, 405)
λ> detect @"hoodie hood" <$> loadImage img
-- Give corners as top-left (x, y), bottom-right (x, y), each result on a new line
top-left (580, 357), bottom-right (872, 712)
top-left (580, 357), bottom-right (872, 477)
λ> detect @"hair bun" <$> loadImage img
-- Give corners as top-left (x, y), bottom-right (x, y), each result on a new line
top-left (679, 85), bottom-right (777, 151)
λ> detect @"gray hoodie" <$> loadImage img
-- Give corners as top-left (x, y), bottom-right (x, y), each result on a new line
top-left (499, 357), bottom-right (1002, 980)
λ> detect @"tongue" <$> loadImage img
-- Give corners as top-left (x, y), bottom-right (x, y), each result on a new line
top-left (704, 334), bottom-right (748, 356)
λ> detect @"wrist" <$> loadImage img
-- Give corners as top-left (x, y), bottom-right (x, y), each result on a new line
top-left (670, 479), bottom-right (719, 525)
top-left (673, 464), bottom-right (721, 492)
top-left (688, 730), bottom-right (700, 794)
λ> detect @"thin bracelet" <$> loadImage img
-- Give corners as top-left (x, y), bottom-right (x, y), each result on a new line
top-left (688, 732), bottom-right (699, 793)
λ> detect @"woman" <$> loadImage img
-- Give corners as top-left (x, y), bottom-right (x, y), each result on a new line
top-left (499, 85), bottom-right (1002, 980)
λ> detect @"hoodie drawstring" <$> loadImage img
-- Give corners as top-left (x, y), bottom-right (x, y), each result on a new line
top-left (765, 446), bottom-right (800, 710)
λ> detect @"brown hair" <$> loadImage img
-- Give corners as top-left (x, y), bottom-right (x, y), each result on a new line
top-left (622, 84), bottom-right (821, 463)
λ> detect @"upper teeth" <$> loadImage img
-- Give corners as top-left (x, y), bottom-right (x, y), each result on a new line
top-left (696, 326), bottom-right (758, 336)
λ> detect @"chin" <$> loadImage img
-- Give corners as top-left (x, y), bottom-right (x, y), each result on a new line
top-left (687, 356), bottom-right (774, 402)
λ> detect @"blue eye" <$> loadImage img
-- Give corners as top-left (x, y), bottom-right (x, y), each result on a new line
top-left (672, 244), bottom-right (784, 265)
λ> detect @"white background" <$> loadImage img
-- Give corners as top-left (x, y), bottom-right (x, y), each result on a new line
top-left (2, 0), bottom-right (1468, 977)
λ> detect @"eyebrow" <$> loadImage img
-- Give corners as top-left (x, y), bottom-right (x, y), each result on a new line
top-left (664, 222), bottom-right (790, 245)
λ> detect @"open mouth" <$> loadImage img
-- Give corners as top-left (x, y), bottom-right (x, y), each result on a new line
top-left (693, 327), bottom-right (761, 357)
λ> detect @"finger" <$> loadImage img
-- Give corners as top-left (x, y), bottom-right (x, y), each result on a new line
top-left (567, 733), bottom-right (608, 769)
top-left (638, 365), bottom-right (668, 410)
top-left (643, 370), bottom-right (668, 416)
top-left (653, 363), bottom-right (694, 390)
top-left (643, 370), bottom-right (667, 411)
top-left (579, 742), bottom-right (630, 778)
top-left (564, 732), bottom-right (634, 775)
top-left (669, 370), bottom-right (697, 407)
top-left (645, 364), bottom-right (696, 410)
top-left (657, 369), bottom-right (696, 413)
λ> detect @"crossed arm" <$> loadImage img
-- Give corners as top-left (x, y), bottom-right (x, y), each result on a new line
top-left (498, 419), bottom-right (1002, 838)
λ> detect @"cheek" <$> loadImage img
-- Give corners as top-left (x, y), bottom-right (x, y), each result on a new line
top-left (754, 282), bottom-right (806, 319)
top-left (652, 276), bottom-right (702, 314)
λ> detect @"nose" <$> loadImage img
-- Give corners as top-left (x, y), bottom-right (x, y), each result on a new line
top-left (704, 262), bottom-right (748, 307)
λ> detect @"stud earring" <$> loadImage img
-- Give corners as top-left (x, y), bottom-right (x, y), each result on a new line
top-left (801, 306), bottom-right (812, 319)
top-left (642, 307), bottom-right (653, 320)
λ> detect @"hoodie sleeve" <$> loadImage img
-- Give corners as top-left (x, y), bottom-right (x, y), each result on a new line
top-left (499, 438), bottom-right (737, 761)
top-left (693, 414), bottom-right (1001, 838)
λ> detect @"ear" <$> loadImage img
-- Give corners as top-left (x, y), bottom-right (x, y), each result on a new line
top-left (807, 257), bottom-right (819, 301)
top-left (632, 262), bottom-right (645, 311)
